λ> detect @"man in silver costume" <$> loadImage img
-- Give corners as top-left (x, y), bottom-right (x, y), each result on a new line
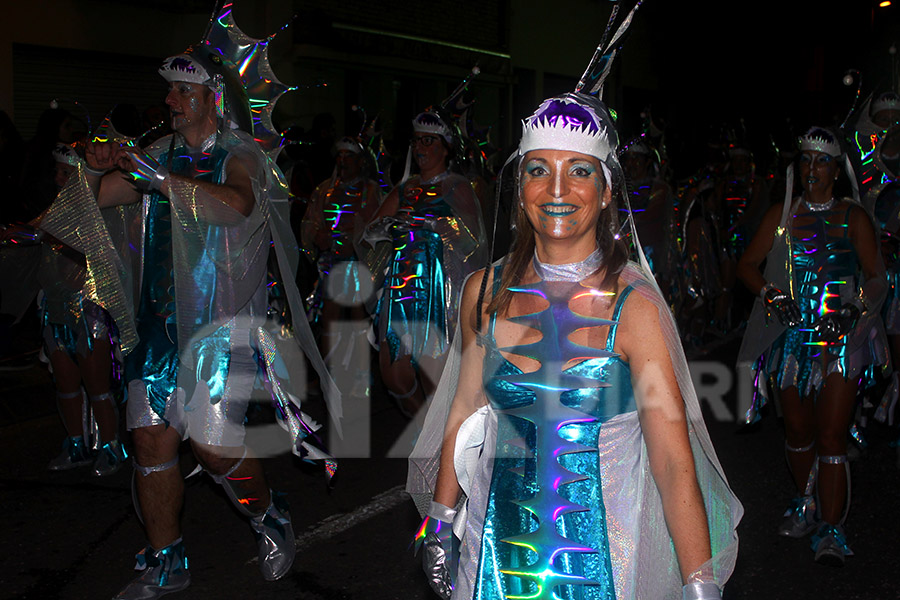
top-left (44, 45), bottom-right (306, 598)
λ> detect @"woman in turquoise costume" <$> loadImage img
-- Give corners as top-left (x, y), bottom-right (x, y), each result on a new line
top-left (40, 143), bottom-right (126, 476)
top-left (407, 26), bottom-right (742, 594)
top-left (737, 127), bottom-right (888, 565)
top-left (0, 143), bottom-right (127, 476)
top-left (367, 110), bottom-right (486, 416)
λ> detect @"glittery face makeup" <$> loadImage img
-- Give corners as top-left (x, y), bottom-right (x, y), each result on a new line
top-left (799, 150), bottom-right (838, 195)
top-left (521, 149), bottom-right (608, 244)
top-left (165, 81), bottom-right (213, 134)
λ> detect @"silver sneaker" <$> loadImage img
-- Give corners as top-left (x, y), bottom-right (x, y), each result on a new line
top-left (250, 493), bottom-right (295, 581)
top-left (48, 436), bottom-right (93, 471)
top-left (777, 495), bottom-right (819, 538)
top-left (92, 440), bottom-right (128, 477)
top-left (114, 539), bottom-right (190, 599)
top-left (811, 524), bottom-right (852, 567)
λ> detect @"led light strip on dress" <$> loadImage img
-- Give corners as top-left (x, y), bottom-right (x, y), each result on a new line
top-left (803, 197), bottom-right (836, 212)
top-left (532, 247), bottom-right (603, 282)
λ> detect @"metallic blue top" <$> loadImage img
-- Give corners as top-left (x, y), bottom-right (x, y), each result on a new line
top-left (474, 266), bottom-right (635, 600)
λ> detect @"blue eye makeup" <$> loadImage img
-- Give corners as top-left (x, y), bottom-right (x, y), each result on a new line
top-left (524, 161), bottom-right (548, 177)
top-left (569, 162), bottom-right (595, 176)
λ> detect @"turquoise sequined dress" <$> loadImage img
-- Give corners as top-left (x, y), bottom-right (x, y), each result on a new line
top-left (411, 261), bottom-right (742, 600)
top-left (378, 172), bottom-right (483, 363)
top-left (473, 271), bottom-right (637, 599)
top-left (764, 201), bottom-right (887, 395)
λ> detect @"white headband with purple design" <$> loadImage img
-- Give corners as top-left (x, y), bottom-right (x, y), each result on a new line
top-left (518, 96), bottom-right (612, 162)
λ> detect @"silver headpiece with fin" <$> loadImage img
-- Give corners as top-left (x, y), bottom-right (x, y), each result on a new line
top-left (160, 1), bottom-right (297, 156)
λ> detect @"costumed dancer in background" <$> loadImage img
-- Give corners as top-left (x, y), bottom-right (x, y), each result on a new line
top-left (737, 127), bottom-right (887, 565)
top-left (366, 109), bottom-right (486, 417)
top-left (38, 8), bottom-right (341, 597)
top-left (713, 141), bottom-right (768, 333)
top-left (41, 143), bottom-right (126, 476)
top-left (301, 134), bottom-right (381, 376)
top-left (680, 177), bottom-right (725, 349)
top-left (857, 92), bottom-right (900, 447)
top-left (0, 142), bottom-right (127, 476)
top-left (407, 6), bottom-right (742, 598)
top-left (619, 134), bottom-right (677, 302)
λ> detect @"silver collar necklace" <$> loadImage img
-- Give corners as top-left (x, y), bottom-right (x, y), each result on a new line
top-left (533, 247), bottom-right (603, 282)
top-left (803, 197), bottom-right (836, 212)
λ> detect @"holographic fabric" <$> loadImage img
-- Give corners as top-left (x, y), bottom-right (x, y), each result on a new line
top-left (410, 262), bottom-right (742, 600)
top-left (302, 177), bottom-right (381, 315)
top-left (719, 175), bottom-right (758, 261)
top-left (740, 198), bottom-right (889, 399)
top-left (40, 128), bottom-right (340, 448)
top-left (38, 164), bottom-right (138, 354)
top-left (122, 134), bottom-right (268, 444)
top-left (474, 273), bottom-right (635, 599)
top-left (873, 186), bottom-right (900, 334)
top-left (377, 172), bottom-right (485, 363)
top-left (765, 203), bottom-right (859, 394)
top-left (38, 241), bottom-right (118, 359)
top-left (619, 177), bottom-right (674, 276)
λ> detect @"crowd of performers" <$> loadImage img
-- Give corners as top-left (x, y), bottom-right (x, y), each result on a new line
top-left (0, 4), bottom-right (899, 600)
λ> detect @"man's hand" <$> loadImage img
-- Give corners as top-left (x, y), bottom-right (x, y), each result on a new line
top-left (84, 141), bottom-right (130, 175)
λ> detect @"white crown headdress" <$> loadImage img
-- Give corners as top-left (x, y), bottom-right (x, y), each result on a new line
top-left (798, 127), bottom-right (841, 157)
top-left (52, 143), bottom-right (81, 167)
top-left (412, 111), bottom-right (453, 143)
top-left (872, 92), bottom-right (900, 117)
top-left (334, 136), bottom-right (363, 154)
top-left (159, 54), bottom-right (212, 86)
top-left (518, 95), bottom-right (612, 162)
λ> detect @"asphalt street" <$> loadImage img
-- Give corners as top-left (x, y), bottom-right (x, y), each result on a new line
top-left (2, 335), bottom-right (899, 600)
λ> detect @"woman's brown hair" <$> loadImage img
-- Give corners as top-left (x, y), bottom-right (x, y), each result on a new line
top-left (483, 158), bottom-right (629, 320)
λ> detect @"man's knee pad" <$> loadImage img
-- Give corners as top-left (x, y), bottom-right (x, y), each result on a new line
top-left (206, 448), bottom-right (265, 518)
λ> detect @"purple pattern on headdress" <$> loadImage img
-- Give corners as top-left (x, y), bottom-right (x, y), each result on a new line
top-left (530, 100), bottom-right (599, 133)
top-left (415, 112), bottom-right (444, 127)
top-left (167, 57), bottom-right (198, 74)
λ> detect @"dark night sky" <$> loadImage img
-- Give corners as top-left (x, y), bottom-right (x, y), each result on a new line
top-left (619, 0), bottom-right (898, 176)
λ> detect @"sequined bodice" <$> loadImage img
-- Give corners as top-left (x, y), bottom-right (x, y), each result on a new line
top-left (322, 180), bottom-right (370, 255)
top-left (398, 176), bottom-right (456, 221)
top-left (475, 276), bottom-right (635, 600)
top-left (790, 202), bottom-right (857, 323)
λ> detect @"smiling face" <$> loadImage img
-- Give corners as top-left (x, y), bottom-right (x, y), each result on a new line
top-left (165, 80), bottom-right (216, 143)
top-left (799, 150), bottom-right (839, 198)
top-left (520, 149), bottom-right (611, 257)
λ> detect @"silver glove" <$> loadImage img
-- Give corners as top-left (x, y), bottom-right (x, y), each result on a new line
top-left (422, 531), bottom-right (452, 599)
top-left (812, 302), bottom-right (861, 343)
top-left (128, 152), bottom-right (169, 192)
top-left (682, 582), bottom-right (722, 600)
top-left (763, 285), bottom-right (802, 328)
